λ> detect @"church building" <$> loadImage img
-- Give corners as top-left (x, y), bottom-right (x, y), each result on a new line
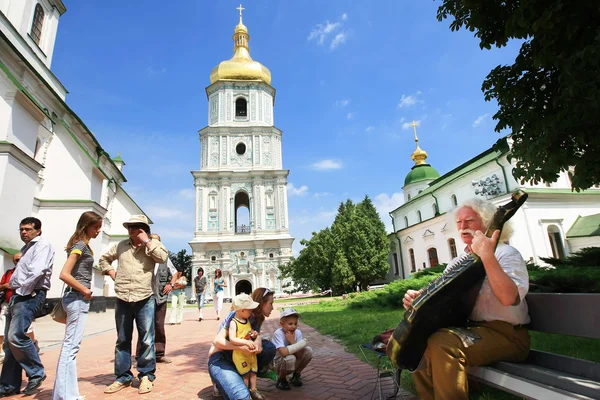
top-left (189, 7), bottom-right (294, 299)
top-left (385, 123), bottom-right (600, 281)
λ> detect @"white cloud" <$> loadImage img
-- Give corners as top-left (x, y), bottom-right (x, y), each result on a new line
top-left (145, 66), bottom-right (166, 77)
top-left (178, 188), bottom-right (195, 199)
top-left (335, 98), bottom-right (350, 107)
top-left (290, 209), bottom-right (337, 225)
top-left (402, 120), bottom-right (420, 130)
top-left (346, 112), bottom-right (354, 120)
top-left (308, 14), bottom-right (349, 50)
top-left (287, 183), bottom-right (309, 197)
top-left (397, 94), bottom-right (418, 108)
top-left (310, 159), bottom-right (343, 171)
top-left (365, 126), bottom-right (375, 133)
top-left (373, 192), bottom-right (405, 232)
top-left (330, 32), bottom-right (348, 50)
top-left (312, 192), bottom-right (331, 199)
top-left (146, 205), bottom-right (186, 219)
top-left (472, 113), bottom-right (489, 127)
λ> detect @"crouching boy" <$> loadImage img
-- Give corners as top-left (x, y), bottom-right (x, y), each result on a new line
top-left (271, 308), bottom-right (313, 390)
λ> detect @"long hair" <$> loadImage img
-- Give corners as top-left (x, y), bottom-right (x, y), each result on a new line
top-left (250, 287), bottom-right (274, 329)
top-left (214, 268), bottom-right (222, 279)
top-left (65, 211), bottom-right (103, 253)
top-left (458, 198), bottom-right (513, 243)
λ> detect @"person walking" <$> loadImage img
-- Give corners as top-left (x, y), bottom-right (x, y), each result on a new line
top-left (212, 269), bottom-right (226, 320)
top-left (0, 217), bottom-right (55, 397)
top-left (193, 268), bottom-right (208, 321)
top-left (168, 275), bottom-right (187, 325)
top-left (52, 211), bottom-right (102, 400)
top-left (100, 215), bottom-right (168, 395)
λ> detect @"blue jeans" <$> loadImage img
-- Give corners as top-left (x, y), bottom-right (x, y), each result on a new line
top-left (52, 291), bottom-right (90, 400)
top-left (197, 293), bottom-right (205, 309)
top-left (114, 296), bottom-right (155, 383)
top-left (0, 290), bottom-right (47, 391)
top-left (208, 340), bottom-right (276, 400)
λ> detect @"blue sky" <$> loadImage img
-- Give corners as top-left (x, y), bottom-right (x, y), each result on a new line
top-left (52, 1), bottom-right (521, 255)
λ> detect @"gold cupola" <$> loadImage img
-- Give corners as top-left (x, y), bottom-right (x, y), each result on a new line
top-left (410, 121), bottom-right (428, 165)
top-left (209, 4), bottom-right (272, 85)
top-left (404, 121), bottom-right (440, 186)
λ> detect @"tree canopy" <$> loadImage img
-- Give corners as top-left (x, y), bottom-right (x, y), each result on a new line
top-left (169, 249), bottom-right (193, 283)
top-left (280, 196), bottom-right (390, 295)
top-left (437, 0), bottom-right (600, 190)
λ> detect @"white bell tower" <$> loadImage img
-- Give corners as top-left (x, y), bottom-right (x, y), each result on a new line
top-left (189, 5), bottom-right (294, 299)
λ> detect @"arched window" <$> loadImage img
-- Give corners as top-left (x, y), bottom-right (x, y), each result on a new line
top-left (408, 248), bottom-right (416, 272)
top-left (417, 210), bottom-right (422, 223)
top-left (235, 98), bottom-right (247, 117)
top-left (404, 216), bottom-right (408, 228)
top-left (269, 253), bottom-right (274, 259)
top-left (427, 248), bottom-right (439, 267)
top-left (211, 256), bottom-right (216, 262)
top-left (547, 225), bottom-right (565, 259)
top-left (448, 238), bottom-right (457, 258)
top-left (30, 4), bottom-right (45, 45)
top-left (451, 194), bottom-right (458, 208)
top-left (234, 191), bottom-right (250, 233)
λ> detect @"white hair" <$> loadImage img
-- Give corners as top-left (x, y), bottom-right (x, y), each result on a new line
top-left (458, 198), bottom-right (513, 243)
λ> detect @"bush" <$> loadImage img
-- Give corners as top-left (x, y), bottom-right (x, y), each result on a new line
top-left (347, 274), bottom-right (441, 309)
top-left (529, 266), bottom-right (600, 293)
top-left (540, 247), bottom-right (600, 268)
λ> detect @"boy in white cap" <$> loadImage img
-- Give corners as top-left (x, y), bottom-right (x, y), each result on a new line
top-left (271, 307), bottom-right (313, 390)
top-left (228, 293), bottom-right (264, 400)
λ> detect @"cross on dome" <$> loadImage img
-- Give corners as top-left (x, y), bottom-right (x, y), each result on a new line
top-left (236, 4), bottom-right (245, 23)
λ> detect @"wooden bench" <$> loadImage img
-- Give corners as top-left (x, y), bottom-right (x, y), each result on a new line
top-left (469, 293), bottom-right (600, 399)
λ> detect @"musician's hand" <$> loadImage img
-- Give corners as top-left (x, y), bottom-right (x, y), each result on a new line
top-left (471, 230), bottom-right (500, 259)
top-left (403, 290), bottom-right (420, 310)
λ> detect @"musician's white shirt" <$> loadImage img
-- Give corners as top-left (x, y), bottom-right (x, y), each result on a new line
top-left (447, 243), bottom-right (531, 326)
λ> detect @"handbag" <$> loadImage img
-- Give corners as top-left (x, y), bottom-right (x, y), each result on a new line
top-left (51, 284), bottom-right (67, 324)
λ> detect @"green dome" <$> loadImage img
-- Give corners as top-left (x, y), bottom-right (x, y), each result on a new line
top-left (404, 164), bottom-right (440, 186)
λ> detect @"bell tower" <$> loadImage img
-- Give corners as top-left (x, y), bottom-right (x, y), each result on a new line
top-left (189, 5), bottom-right (294, 298)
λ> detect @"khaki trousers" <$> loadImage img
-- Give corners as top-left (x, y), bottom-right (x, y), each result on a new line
top-left (413, 320), bottom-right (530, 400)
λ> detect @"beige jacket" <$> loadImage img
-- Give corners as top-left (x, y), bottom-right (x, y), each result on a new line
top-left (99, 239), bottom-right (168, 302)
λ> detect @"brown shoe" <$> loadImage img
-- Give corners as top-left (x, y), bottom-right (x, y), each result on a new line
top-left (156, 356), bottom-right (172, 364)
top-left (104, 380), bottom-right (131, 394)
top-left (138, 376), bottom-right (153, 394)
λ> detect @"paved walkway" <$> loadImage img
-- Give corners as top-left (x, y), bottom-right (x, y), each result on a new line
top-left (6, 305), bottom-right (417, 400)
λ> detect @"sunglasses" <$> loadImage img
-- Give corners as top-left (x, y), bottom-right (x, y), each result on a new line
top-left (263, 288), bottom-right (272, 297)
top-left (127, 224), bottom-right (146, 230)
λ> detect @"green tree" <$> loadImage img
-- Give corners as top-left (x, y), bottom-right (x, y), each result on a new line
top-left (169, 249), bottom-right (193, 284)
top-left (437, 0), bottom-right (600, 190)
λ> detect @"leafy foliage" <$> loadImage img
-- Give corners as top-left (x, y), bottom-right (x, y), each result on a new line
top-left (280, 196), bottom-right (390, 295)
top-left (437, 1), bottom-right (600, 190)
top-left (539, 247), bottom-right (600, 267)
top-left (169, 249), bottom-right (192, 284)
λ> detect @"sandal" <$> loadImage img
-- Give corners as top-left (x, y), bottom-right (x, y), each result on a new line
top-left (250, 389), bottom-right (265, 400)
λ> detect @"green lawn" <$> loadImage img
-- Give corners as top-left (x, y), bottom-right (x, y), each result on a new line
top-left (295, 300), bottom-right (600, 400)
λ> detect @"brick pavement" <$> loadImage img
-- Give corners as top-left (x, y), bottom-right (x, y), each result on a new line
top-left (3, 307), bottom-right (417, 400)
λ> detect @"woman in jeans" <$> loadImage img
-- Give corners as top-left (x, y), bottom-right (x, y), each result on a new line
top-left (213, 268), bottom-right (227, 320)
top-left (52, 212), bottom-right (102, 400)
top-left (208, 287), bottom-right (277, 399)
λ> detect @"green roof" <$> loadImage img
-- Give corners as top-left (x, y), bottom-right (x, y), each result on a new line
top-left (567, 214), bottom-right (600, 238)
top-left (0, 246), bottom-right (20, 255)
top-left (404, 164), bottom-right (440, 186)
top-left (112, 154), bottom-right (124, 163)
top-left (391, 138), bottom-right (510, 214)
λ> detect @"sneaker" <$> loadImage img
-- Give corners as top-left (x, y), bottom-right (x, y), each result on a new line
top-left (104, 380), bottom-right (131, 394)
top-left (156, 356), bottom-right (172, 364)
top-left (276, 378), bottom-right (291, 391)
top-left (23, 374), bottom-right (46, 395)
top-left (213, 385), bottom-right (222, 397)
top-left (290, 372), bottom-right (303, 387)
top-left (257, 369), bottom-right (278, 381)
top-left (249, 389), bottom-right (265, 400)
top-left (138, 376), bottom-right (153, 394)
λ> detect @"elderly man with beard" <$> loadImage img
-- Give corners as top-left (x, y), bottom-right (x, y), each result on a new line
top-left (402, 198), bottom-right (531, 400)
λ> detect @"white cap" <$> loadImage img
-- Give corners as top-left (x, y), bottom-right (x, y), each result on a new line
top-left (279, 307), bottom-right (301, 320)
top-left (233, 293), bottom-right (260, 311)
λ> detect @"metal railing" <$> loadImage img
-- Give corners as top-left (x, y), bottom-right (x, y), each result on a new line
top-left (236, 225), bottom-right (251, 234)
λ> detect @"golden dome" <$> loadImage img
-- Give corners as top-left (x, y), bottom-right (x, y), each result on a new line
top-left (409, 121), bottom-right (429, 165)
top-left (209, 6), bottom-right (271, 85)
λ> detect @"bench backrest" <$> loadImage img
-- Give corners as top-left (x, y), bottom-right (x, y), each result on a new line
top-left (526, 293), bottom-right (600, 339)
